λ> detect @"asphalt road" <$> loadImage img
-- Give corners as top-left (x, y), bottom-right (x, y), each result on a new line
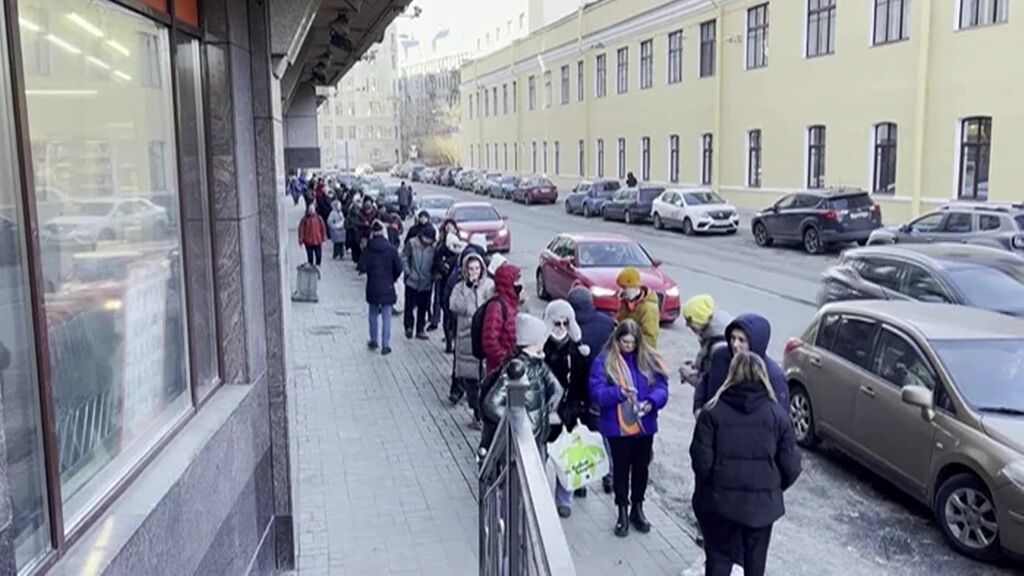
top-left (410, 180), bottom-right (1018, 575)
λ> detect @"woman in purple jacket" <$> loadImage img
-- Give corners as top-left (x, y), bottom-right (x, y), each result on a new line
top-left (589, 319), bottom-right (670, 538)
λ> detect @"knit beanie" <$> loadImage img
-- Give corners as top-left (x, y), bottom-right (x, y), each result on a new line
top-left (469, 233), bottom-right (488, 251)
top-left (515, 314), bottom-right (549, 348)
top-left (488, 252), bottom-right (507, 276)
top-left (543, 300), bottom-right (581, 342)
top-left (683, 294), bottom-right (715, 326)
top-left (616, 266), bottom-right (642, 289)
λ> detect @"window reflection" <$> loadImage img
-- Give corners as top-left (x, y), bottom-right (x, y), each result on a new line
top-left (19, 0), bottom-right (190, 529)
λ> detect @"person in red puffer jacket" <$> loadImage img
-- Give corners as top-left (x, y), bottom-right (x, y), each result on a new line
top-left (481, 263), bottom-right (522, 376)
top-left (298, 203), bottom-right (327, 267)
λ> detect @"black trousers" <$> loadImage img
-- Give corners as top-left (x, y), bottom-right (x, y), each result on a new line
top-left (607, 435), bottom-right (654, 507)
top-left (404, 286), bottom-right (432, 334)
top-left (332, 242), bottom-right (345, 259)
top-left (349, 236), bottom-right (362, 263)
top-left (305, 245), bottom-right (322, 266)
top-left (703, 516), bottom-right (772, 576)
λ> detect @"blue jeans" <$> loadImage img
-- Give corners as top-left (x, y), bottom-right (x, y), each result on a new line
top-left (368, 304), bottom-right (393, 347)
top-left (555, 478), bottom-right (573, 508)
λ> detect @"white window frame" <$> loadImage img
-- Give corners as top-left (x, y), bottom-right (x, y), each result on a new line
top-left (668, 135), bottom-right (680, 183)
top-left (745, 4), bottom-right (769, 70)
top-left (531, 141), bottom-right (537, 172)
top-left (641, 137), bottom-right (651, 181)
top-left (872, 0), bottom-right (911, 45)
top-left (667, 30), bottom-right (684, 84)
top-left (596, 138), bottom-right (605, 177)
top-left (578, 140), bottom-right (585, 177)
top-left (957, 0), bottom-right (1010, 30)
top-left (617, 137), bottom-right (627, 179)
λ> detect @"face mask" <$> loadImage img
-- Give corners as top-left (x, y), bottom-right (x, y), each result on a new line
top-left (514, 284), bottom-right (524, 296)
top-left (622, 287), bottom-right (641, 300)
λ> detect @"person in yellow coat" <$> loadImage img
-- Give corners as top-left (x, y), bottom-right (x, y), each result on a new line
top-left (615, 267), bottom-right (660, 348)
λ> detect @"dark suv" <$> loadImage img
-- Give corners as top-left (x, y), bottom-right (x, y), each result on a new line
top-left (601, 187), bottom-right (665, 225)
top-left (819, 244), bottom-right (1024, 316)
top-left (752, 188), bottom-right (883, 254)
top-left (868, 202), bottom-right (1024, 253)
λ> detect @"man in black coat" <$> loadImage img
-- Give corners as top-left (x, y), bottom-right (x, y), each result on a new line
top-left (358, 222), bottom-right (403, 355)
top-left (397, 181), bottom-right (413, 219)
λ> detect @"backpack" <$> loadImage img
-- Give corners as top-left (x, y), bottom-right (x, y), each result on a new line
top-left (470, 297), bottom-right (508, 360)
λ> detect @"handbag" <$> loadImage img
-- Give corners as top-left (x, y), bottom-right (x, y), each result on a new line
top-left (550, 427), bottom-right (610, 491)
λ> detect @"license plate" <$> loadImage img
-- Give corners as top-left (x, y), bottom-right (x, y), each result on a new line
top-left (848, 211), bottom-right (869, 220)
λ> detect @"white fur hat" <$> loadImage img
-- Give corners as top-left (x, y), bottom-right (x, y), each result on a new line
top-left (543, 300), bottom-right (581, 342)
top-left (516, 314), bottom-right (549, 348)
top-left (488, 253), bottom-right (507, 276)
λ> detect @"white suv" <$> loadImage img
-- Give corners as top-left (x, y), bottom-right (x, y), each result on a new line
top-left (651, 188), bottom-right (740, 235)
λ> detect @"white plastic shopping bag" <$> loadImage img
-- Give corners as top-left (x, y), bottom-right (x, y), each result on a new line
top-left (550, 427), bottom-right (609, 491)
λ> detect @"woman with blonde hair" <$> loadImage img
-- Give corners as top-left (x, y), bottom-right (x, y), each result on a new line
top-left (690, 351), bottom-right (802, 576)
top-left (589, 319), bottom-right (669, 537)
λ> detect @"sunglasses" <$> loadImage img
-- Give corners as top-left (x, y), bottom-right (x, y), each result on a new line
top-left (552, 320), bottom-right (569, 328)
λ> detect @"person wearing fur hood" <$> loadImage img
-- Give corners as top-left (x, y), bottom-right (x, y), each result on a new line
top-left (447, 251), bottom-right (495, 427)
top-left (432, 221), bottom-right (467, 348)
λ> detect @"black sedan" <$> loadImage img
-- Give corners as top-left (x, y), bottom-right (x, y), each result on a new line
top-left (752, 188), bottom-right (882, 254)
top-left (819, 243), bottom-right (1024, 316)
top-left (600, 187), bottom-right (664, 225)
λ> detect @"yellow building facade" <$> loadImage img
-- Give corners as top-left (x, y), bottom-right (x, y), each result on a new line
top-left (460, 0), bottom-right (1022, 222)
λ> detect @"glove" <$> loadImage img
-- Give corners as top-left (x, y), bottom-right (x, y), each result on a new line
top-left (578, 344), bottom-right (591, 357)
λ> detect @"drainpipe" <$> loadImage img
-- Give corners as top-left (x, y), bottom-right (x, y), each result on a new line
top-left (910, 0), bottom-right (933, 218)
top-left (579, 4), bottom-right (590, 178)
top-left (712, 2), bottom-right (724, 192)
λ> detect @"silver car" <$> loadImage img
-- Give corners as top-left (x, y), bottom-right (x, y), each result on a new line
top-left (869, 202), bottom-right (1024, 254)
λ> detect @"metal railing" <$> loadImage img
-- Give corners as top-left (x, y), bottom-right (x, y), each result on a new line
top-left (479, 361), bottom-right (577, 576)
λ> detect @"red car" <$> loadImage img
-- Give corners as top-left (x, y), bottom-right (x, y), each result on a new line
top-left (444, 202), bottom-right (511, 253)
top-left (535, 233), bottom-right (680, 322)
top-left (512, 176), bottom-right (558, 205)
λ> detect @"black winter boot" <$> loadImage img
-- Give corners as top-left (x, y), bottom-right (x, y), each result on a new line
top-left (630, 502), bottom-right (651, 533)
top-left (602, 474), bottom-right (613, 494)
top-left (614, 505), bottom-right (630, 538)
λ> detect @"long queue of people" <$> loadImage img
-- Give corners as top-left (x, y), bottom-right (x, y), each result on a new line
top-left (299, 180), bottom-right (803, 574)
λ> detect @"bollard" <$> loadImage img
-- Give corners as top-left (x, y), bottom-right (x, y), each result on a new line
top-left (291, 263), bottom-right (320, 302)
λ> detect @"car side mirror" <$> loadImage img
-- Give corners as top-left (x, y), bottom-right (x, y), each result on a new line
top-left (901, 385), bottom-right (935, 422)
top-left (652, 258), bottom-right (663, 267)
top-left (501, 214), bottom-right (508, 221)
top-left (899, 223), bottom-right (911, 233)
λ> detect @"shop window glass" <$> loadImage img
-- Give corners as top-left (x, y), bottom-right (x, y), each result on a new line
top-left (19, 0), bottom-right (190, 530)
top-left (1, 4), bottom-right (51, 569)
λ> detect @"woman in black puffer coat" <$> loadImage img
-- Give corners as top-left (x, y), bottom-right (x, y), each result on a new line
top-left (689, 351), bottom-right (802, 576)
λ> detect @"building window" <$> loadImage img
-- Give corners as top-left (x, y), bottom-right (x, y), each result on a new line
top-left (960, 0), bottom-right (1009, 29)
top-left (807, 125), bottom-right (827, 188)
top-left (513, 80), bottom-right (518, 112)
top-left (640, 39), bottom-right (653, 89)
top-left (747, 4), bottom-right (769, 69)
top-left (543, 141), bottom-right (549, 173)
top-left (616, 47), bottom-right (629, 94)
top-left (577, 60), bottom-right (585, 101)
top-left (468, 94), bottom-right (474, 118)
top-left (873, 123), bottom-right (898, 194)
top-left (701, 133), bottom-right (714, 185)
top-left (959, 117), bottom-right (992, 200)
top-left (700, 20), bottom-right (716, 78)
top-left (807, 0), bottom-right (837, 57)
top-left (597, 139), bottom-right (606, 177)
top-left (544, 71), bottom-right (552, 108)
top-left (555, 141), bottom-right (561, 174)
top-left (874, 0), bottom-right (911, 44)
top-left (503, 83), bottom-right (509, 114)
top-left (748, 129), bottom-right (763, 188)
top-left (485, 143), bottom-right (491, 168)
top-left (617, 138), bottom-right (627, 179)
top-left (492, 87), bottom-right (498, 115)
top-left (514, 142), bottom-right (519, 170)
top-left (669, 135), bottom-right (680, 183)
top-left (528, 75), bottom-right (536, 110)
top-left (532, 141), bottom-right (538, 172)
top-left (504, 143), bottom-right (509, 170)
top-left (596, 53), bottom-right (607, 98)
top-left (484, 90), bottom-right (490, 116)
top-left (20, 0), bottom-right (192, 537)
top-left (641, 137), bottom-right (651, 181)
top-left (668, 30), bottom-right (683, 84)
top-left (578, 140), bottom-right (586, 176)
top-left (561, 65), bottom-right (570, 104)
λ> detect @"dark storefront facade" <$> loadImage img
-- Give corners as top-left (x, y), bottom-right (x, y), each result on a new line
top-left (0, 0), bottom-right (407, 573)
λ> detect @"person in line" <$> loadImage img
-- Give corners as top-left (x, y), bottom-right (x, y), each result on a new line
top-left (402, 225), bottom-right (437, 339)
top-left (315, 180), bottom-right (333, 226)
top-left (626, 171), bottom-right (638, 188)
top-left (298, 203), bottom-right (327, 268)
top-left (287, 170), bottom-right (304, 205)
top-left (356, 196), bottom-right (378, 254)
top-left (481, 263), bottom-right (523, 376)
top-left (680, 295), bottom-right (733, 412)
top-left (344, 193), bottom-right (362, 262)
top-left (385, 209), bottom-right (404, 248)
top-left (405, 210), bottom-right (434, 245)
top-left (690, 352), bottom-right (802, 576)
top-left (615, 267), bottom-right (661, 348)
top-left (589, 320), bottom-right (669, 538)
top-left (482, 314), bottom-right (564, 454)
top-left (542, 299), bottom-right (588, 518)
top-left (358, 221), bottom-right (403, 355)
top-left (700, 313), bottom-right (790, 417)
top-left (567, 286), bottom-right (616, 495)
top-left (397, 180), bottom-right (413, 219)
top-left (448, 252), bottom-right (495, 427)
top-left (327, 199), bottom-right (347, 260)
top-left (431, 221), bottom-right (465, 343)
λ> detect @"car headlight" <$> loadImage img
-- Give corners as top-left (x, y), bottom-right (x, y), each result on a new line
top-left (1000, 460), bottom-right (1024, 489)
top-left (590, 286), bottom-right (617, 298)
top-left (665, 286), bottom-right (679, 297)
top-left (497, 228), bottom-right (509, 237)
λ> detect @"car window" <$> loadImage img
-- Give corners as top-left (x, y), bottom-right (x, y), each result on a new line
top-left (1015, 215), bottom-right (1024, 230)
top-left (774, 195), bottom-right (797, 210)
top-left (909, 212), bottom-right (944, 233)
top-left (816, 314), bottom-right (841, 349)
top-left (547, 237), bottom-right (563, 253)
top-left (945, 264), bottom-right (1024, 315)
top-left (639, 189), bottom-right (663, 202)
top-left (979, 214), bottom-right (1002, 231)
top-left (604, 181), bottom-right (621, 192)
top-left (874, 329), bottom-right (938, 391)
top-left (932, 338), bottom-right (1024, 413)
top-left (853, 258), bottom-right (904, 292)
top-left (904, 265), bottom-right (952, 303)
top-left (553, 238), bottom-right (574, 258)
top-left (794, 194), bottom-right (822, 209)
top-left (660, 192), bottom-right (675, 204)
top-left (828, 195), bottom-right (873, 210)
top-left (577, 242), bottom-right (653, 268)
top-left (942, 212), bottom-right (973, 233)
top-left (828, 317), bottom-right (878, 369)
top-left (452, 206), bottom-right (500, 222)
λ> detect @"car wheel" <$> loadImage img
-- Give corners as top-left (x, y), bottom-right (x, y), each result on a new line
top-left (564, 201), bottom-right (572, 214)
top-left (682, 218), bottom-right (695, 236)
top-left (803, 227), bottom-right (823, 255)
top-left (536, 270), bottom-right (550, 300)
top-left (753, 222), bottom-right (773, 247)
top-left (525, 195), bottom-right (532, 206)
top-left (653, 213), bottom-right (663, 230)
top-left (583, 204), bottom-right (592, 218)
top-left (789, 384), bottom-right (820, 448)
top-left (935, 473), bottom-right (1002, 561)
top-left (601, 207), bottom-right (609, 220)
top-left (624, 210), bottom-right (633, 225)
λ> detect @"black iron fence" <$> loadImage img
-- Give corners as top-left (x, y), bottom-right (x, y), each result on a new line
top-left (478, 362), bottom-right (576, 576)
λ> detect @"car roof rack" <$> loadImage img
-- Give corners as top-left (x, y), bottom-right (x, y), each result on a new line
top-left (940, 202), bottom-right (1024, 213)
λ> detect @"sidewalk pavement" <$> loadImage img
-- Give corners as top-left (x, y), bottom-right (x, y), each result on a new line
top-left (286, 217), bottom-right (701, 574)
